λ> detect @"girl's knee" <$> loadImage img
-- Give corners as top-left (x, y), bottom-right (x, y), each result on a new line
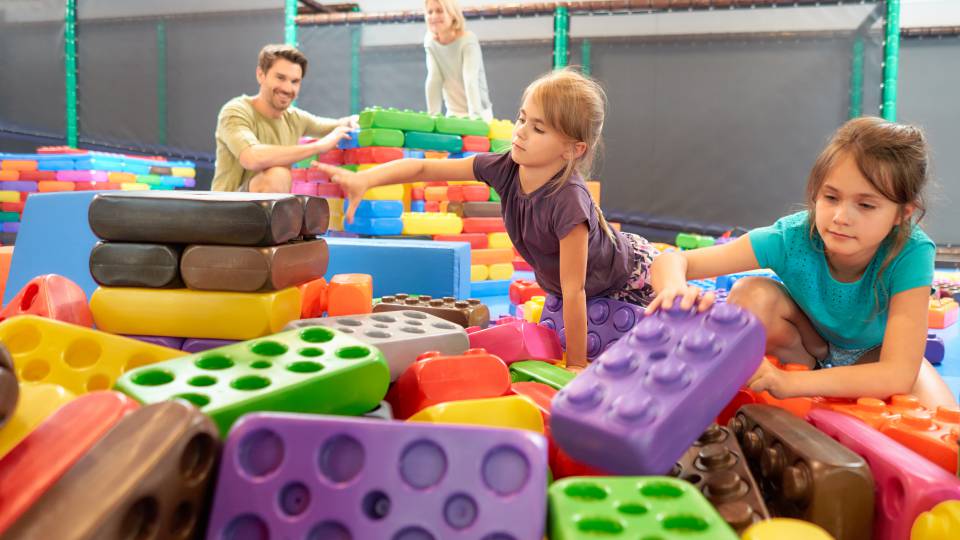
top-left (727, 277), bottom-right (784, 317)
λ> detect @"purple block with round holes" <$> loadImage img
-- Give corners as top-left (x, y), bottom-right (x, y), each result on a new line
top-left (206, 412), bottom-right (548, 540)
top-left (550, 303), bottom-right (765, 475)
top-left (539, 294), bottom-right (646, 360)
top-left (122, 334), bottom-right (185, 350)
top-left (182, 338), bottom-right (238, 354)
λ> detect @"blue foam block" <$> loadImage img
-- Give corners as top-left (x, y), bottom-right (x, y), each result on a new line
top-left (410, 200), bottom-right (425, 212)
top-left (346, 199), bottom-right (403, 218)
top-left (470, 279), bottom-right (512, 297)
top-left (5, 191), bottom-right (100, 304)
top-left (343, 217), bottom-right (404, 236)
top-left (324, 237), bottom-right (470, 299)
top-left (338, 130), bottom-right (361, 149)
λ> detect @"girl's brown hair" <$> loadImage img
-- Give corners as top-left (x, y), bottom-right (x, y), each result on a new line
top-left (522, 68), bottom-right (614, 240)
top-left (806, 116), bottom-right (929, 304)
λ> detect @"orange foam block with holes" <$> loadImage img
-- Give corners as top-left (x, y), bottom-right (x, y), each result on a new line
top-left (472, 248), bottom-right (513, 266)
top-left (0, 391), bottom-right (139, 535)
top-left (385, 348), bottom-right (510, 419)
top-left (0, 274), bottom-right (93, 327)
top-left (327, 273), bottom-right (373, 316)
top-left (298, 277), bottom-right (328, 318)
top-left (880, 406), bottom-right (960, 474)
top-left (929, 298), bottom-right (959, 329)
top-left (716, 358), bottom-right (822, 424)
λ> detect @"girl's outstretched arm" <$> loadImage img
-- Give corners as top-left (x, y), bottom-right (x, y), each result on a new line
top-left (559, 223), bottom-right (589, 369)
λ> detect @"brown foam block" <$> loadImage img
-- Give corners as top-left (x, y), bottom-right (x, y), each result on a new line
top-left (89, 241), bottom-right (183, 288)
top-left (296, 195), bottom-right (330, 237)
top-left (462, 201), bottom-right (502, 218)
top-left (729, 404), bottom-right (874, 540)
top-left (670, 423), bottom-right (770, 533)
top-left (181, 239), bottom-right (329, 292)
top-left (374, 293), bottom-right (490, 328)
top-left (4, 400), bottom-right (220, 540)
top-left (88, 191), bottom-right (303, 246)
top-left (0, 343), bottom-right (16, 429)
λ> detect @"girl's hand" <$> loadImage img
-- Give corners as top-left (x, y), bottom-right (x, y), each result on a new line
top-left (747, 360), bottom-right (788, 398)
top-left (311, 163), bottom-right (368, 222)
top-left (316, 126), bottom-right (353, 152)
top-left (644, 283), bottom-right (715, 315)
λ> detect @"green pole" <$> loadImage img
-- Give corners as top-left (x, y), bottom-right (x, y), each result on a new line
top-left (64, 0), bottom-right (78, 147)
top-left (350, 26), bottom-right (361, 114)
top-left (881, 0), bottom-right (901, 121)
top-left (849, 35), bottom-right (863, 119)
top-left (581, 39), bottom-right (591, 76)
top-left (553, 5), bottom-right (569, 69)
top-left (156, 21), bottom-right (167, 146)
top-left (284, 0), bottom-right (297, 46)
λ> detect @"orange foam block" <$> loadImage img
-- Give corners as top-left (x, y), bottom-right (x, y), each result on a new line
top-left (462, 217), bottom-right (506, 233)
top-left (38, 181), bottom-right (74, 193)
top-left (0, 171), bottom-right (18, 181)
top-left (0, 274), bottom-right (93, 327)
top-left (472, 248), bottom-right (513, 266)
top-left (299, 277), bottom-right (328, 318)
top-left (327, 273), bottom-right (373, 316)
top-left (929, 298), bottom-right (958, 329)
top-left (0, 247), bottom-right (12, 306)
top-left (0, 160), bottom-right (37, 172)
top-left (433, 233), bottom-right (488, 249)
top-left (880, 407), bottom-right (960, 474)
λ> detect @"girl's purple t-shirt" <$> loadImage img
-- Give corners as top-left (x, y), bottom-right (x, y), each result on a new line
top-left (472, 151), bottom-right (633, 297)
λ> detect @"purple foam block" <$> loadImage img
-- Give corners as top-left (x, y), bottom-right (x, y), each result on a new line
top-left (539, 294), bottom-right (646, 359)
top-left (183, 177), bottom-right (196, 188)
top-left (2, 223), bottom-right (19, 233)
top-left (550, 302), bottom-right (765, 475)
top-left (925, 333), bottom-right (945, 365)
top-left (181, 338), bottom-right (238, 354)
top-left (0, 181), bottom-right (38, 192)
top-left (122, 334), bottom-right (185, 350)
top-left (207, 413), bottom-right (547, 539)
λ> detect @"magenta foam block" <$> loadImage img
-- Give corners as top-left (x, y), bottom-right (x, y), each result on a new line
top-left (468, 320), bottom-right (562, 364)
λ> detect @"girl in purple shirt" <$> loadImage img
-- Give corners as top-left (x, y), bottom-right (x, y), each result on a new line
top-left (316, 69), bottom-right (659, 369)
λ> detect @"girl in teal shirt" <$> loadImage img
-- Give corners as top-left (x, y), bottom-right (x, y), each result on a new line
top-left (650, 117), bottom-right (956, 408)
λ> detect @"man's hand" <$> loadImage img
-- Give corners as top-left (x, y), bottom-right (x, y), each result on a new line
top-left (339, 115), bottom-right (360, 129)
top-left (316, 126), bottom-right (353, 153)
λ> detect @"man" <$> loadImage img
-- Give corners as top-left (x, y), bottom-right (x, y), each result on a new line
top-left (212, 44), bottom-right (355, 192)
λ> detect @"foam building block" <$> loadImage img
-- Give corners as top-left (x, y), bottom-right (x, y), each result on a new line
top-left (468, 319), bottom-right (563, 364)
top-left (929, 297), bottom-right (958, 329)
top-left (0, 391), bottom-right (139, 535)
top-left (327, 273), bottom-right (373, 316)
top-left (911, 500), bottom-right (960, 540)
top-left (386, 348), bottom-right (509, 419)
top-left (359, 107), bottom-right (436, 132)
top-left (520, 295), bottom-right (546, 322)
top-left (286, 311), bottom-right (469, 381)
top-left (435, 116), bottom-right (489, 136)
top-left (298, 277), bottom-right (328, 318)
top-left (0, 245), bottom-right (12, 300)
top-left (90, 286), bottom-right (301, 340)
top-left (180, 240), bottom-right (329, 292)
top-left (0, 382), bottom-right (75, 458)
top-left (358, 128), bottom-right (404, 147)
top-left (509, 278), bottom-right (545, 305)
top-left (206, 412), bottom-right (547, 539)
top-left (0, 315), bottom-right (183, 395)
top-left (404, 131), bottom-right (463, 153)
top-left (925, 333), bottom-right (945, 365)
top-left (116, 326), bottom-right (389, 435)
top-left (402, 212), bottom-right (464, 235)
top-left (125, 334), bottom-right (185, 350)
top-left (550, 303), bottom-right (765, 475)
top-left (88, 191), bottom-right (304, 246)
top-left (433, 232), bottom-right (488, 249)
top-left (409, 394), bottom-right (545, 433)
top-left (462, 201), bottom-right (501, 218)
top-left (296, 194), bottom-right (330, 237)
top-left (375, 293), bottom-right (489, 328)
top-left (0, 274), bottom-right (92, 327)
top-left (181, 338), bottom-right (238, 354)
top-left (3, 401), bottom-right (219, 540)
top-left (509, 360), bottom-right (575, 389)
top-left (808, 408), bottom-right (960, 540)
top-left (324, 237), bottom-right (470, 300)
top-left (549, 477), bottom-right (738, 540)
top-left (669, 424), bottom-right (770, 533)
top-left (742, 519), bottom-right (835, 540)
top-left (0, 344), bottom-right (15, 428)
top-left (730, 404), bottom-right (874, 540)
top-left (462, 217), bottom-right (505, 233)
top-left (89, 242), bottom-right (183, 288)
top-left (344, 216), bottom-right (404, 236)
top-left (540, 294), bottom-right (646, 360)
top-left (880, 407), bottom-right (960, 474)
top-left (347, 199), bottom-right (403, 218)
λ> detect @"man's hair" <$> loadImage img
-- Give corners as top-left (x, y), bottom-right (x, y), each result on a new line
top-left (258, 44), bottom-right (308, 77)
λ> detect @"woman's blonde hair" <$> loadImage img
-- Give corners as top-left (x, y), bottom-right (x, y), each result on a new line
top-left (806, 116), bottom-right (929, 305)
top-left (522, 68), bottom-right (615, 240)
top-left (424, 0), bottom-right (466, 33)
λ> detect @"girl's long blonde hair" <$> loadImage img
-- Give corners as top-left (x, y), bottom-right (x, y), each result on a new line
top-left (522, 68), bottom-right (615, 240)
top-left (424, 0), bottom-right (466, 33)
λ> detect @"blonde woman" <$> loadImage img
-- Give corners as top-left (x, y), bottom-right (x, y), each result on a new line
top-left (424, 0), bottom-right (494, 121)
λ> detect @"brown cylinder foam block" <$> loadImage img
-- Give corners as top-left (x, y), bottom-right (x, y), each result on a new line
top-left (462, 201), bottom-right (502, 218)
top-left (0, 343), bottom-right (17, 429)
top-left (89, 241), bottom-right (183, 288)
top-left (729, 404), bottom-right (874, 540)
top-left (296, 194), bottom-right (330, 237)
top-left (4, 400), bottom-right (220, 540)
top-left (670, 423), bottom-right (770, 533)
top-left (88, 191), bottom-right (303, 246)
top-left (180, 238), bottom-right (329, 292)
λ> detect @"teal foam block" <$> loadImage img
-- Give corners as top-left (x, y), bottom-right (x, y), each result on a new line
top-left (324, 237), bottom-right (470, 299)
top-left (470, 279), bottom-right (512, 297)
top-left (5, 191), bottom-right (101, 304)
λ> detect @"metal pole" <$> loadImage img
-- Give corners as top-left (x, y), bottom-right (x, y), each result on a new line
top-left (881, 0), bottom-right (901, 121)
top-left (581, 39), bottom-right (591, 76)
top-left (849, 35), bottom-right (863, 119)
top-left (351, 26), bottom-right (361, 114)
top-left (156, 21), bottom-right (167, 146)
top-left (64, 0), bottom-right (78, 147)
top-left (553, 5), bottom-right (569, 69)
top-left (285, 0), bottom-right (298, 46)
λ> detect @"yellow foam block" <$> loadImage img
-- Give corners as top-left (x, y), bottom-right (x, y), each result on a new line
top-left (357, 163), bottom-right (381, 172)
top-left (408, 395), bottom-right (544, 434)
top-left (585, 180), bottom-right (601, 204)
top-left (912, 500), bottom-right (960, 540)
top-left (411, 182), bottom-right (427, 190)
top-left (401, 212), bottom-right (463, 235)
top-left (0, 191), bottom-right (20, 203)
top-left (402, 183), bottom-right (412, 210)
top-left (489, 262), bottom-right (514, 280)
top-left (107, 172), bottom-right (136, 184)
top-left (471, 265), bottom-right (489, 281)
top-left (90, 287), bottom-right (301, 340)
top-left (742, 519), bottom-right (834, 540)
top-left (171, 167), bottom-right (196, 177)
top-left (488, 232), bottom-right (512, 249)
top-left (330, 214), bottom-right (344, 231)
top-left (522, 295), bottom-right (545, 323)
top-left (363, 184), bottom-right (404, 200)
top-left (0, 382), bottom-right (75, 458)
top-left (0, 315), bottom-right (183, 395)
top-left (120, 183), bottom-right (150, 191)
top-left (488, 119), bottom-right (513, 140)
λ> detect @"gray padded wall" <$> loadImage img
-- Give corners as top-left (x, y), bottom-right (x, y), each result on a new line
top-left (0, 19), bottom-right (65, 136)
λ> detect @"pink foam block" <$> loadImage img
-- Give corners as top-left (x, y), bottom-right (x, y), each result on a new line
top-left (316, 183), bottom-right (344, 198)
top-left (291, 180), bottom-right (318, 196)
top-left (808, 408), bottom-right (960, 540)
top-left (55, 170), bottom-right (108, 183)
top-left (468, 320), bottom-right (562, 364)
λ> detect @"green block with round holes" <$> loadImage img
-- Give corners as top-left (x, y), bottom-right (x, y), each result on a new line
top-left (548, 476), bottom-right (738, 539)
top-left (114, 326), bottom-right (389, 436)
